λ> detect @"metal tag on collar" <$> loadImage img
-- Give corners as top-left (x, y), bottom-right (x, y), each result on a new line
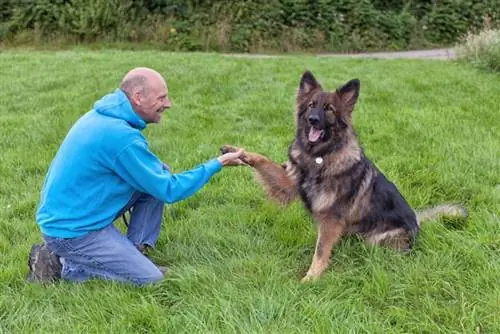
top-left (315, 157), bottom-right (323, 165)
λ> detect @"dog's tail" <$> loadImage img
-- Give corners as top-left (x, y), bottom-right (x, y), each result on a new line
top-left (416, 203), bottom-right (468, 225)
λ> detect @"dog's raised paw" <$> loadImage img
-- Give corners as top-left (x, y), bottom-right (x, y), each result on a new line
top-left (220, 144), bottom-right (242, 155)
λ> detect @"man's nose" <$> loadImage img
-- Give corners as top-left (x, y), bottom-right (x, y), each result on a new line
top-left (164, 98), bottom-right (172, 108)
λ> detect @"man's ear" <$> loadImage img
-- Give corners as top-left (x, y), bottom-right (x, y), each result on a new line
top-left (131, 89), bottom-right (143, 106)
top-left (298, 70), bottom-right (321, 98)
top-left (337, 79), bottom-right (360, 112)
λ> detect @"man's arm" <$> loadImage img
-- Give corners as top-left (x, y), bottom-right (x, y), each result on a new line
top-left (113, 140), bottom-right (223, 204)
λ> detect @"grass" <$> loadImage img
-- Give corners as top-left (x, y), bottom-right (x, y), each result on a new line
top-left (455, 27), bottom-right (500, 73)
top-left (0, 49), bottom-right (499, 333)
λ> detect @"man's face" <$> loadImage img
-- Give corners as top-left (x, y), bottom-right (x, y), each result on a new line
top-left (133, 78), bottom-right (172, 124)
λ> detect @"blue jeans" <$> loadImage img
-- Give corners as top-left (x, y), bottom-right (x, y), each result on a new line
top-left (44, 192), bottom-right (165, 285)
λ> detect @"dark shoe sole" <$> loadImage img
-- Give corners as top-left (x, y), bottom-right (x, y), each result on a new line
top-left (27, 243), bottom-right (62, 283)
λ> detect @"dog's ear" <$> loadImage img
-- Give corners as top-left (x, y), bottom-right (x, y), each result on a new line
top-left (337, 79), bottom-right (360, 112)
top-left (299, 71), bottom-right (321, 97)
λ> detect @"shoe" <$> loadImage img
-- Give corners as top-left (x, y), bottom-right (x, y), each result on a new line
top-left (136, 244), bottom-right (168, 275)
top-left (136, 244), bottom-right (149, 254)
top-left (157, 266), bottom-right (168, 275)
top-left (27, 243), bottom-right (62, 283)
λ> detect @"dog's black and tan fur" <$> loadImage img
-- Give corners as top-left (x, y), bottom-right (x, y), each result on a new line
top-left (222, 71), bottom-right (467, 282)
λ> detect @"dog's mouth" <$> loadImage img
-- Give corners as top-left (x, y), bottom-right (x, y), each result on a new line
top-left (308, 127), bottom-right (325, 143)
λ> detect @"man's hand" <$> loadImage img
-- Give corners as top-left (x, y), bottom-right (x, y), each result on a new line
top-left (217, 149), bottom-right (246, 167)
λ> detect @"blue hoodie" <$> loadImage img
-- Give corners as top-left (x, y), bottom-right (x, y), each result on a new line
top-left (36, 89), bottom-right (222, 238)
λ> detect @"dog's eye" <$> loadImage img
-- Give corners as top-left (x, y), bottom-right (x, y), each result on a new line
top-left (325, 104), bottom-right (336, 112)
top-left (337, 117), bottom-right (348, 129)
top-left (308, 102), bottom-right (314, 109)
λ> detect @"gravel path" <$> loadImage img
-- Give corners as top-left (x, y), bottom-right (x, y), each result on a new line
top-left (224, 48), bottom-right (456, 60)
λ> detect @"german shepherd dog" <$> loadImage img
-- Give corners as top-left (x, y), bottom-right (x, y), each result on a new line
top-left (221, 71), bottom-right (467, 282)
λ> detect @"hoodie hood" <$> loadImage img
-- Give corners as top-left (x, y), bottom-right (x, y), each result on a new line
top-left (93, 88), bottom-right (146, 130)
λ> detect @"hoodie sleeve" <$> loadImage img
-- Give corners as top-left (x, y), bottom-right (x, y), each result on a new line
top-left (112, 140), bottom-right (222, 204)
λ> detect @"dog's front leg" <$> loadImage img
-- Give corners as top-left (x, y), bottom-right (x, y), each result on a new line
top-left (301, 216), bottom-right (345, 283)
top-left (221, 145), bottom-right (298, 205)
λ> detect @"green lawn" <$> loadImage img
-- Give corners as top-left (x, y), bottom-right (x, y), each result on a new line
top-left (0, 50), bottom-right (499, 333)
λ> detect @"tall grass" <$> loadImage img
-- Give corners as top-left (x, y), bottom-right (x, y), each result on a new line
top-left (0, 50), bottom-right (499, 333)
top-left (455, 27), bottom-right (500, 72)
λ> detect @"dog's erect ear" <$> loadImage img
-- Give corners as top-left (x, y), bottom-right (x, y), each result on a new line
top-left (337, 79), bottom-right (360, 112)
top-left (299, 71), bottom-right (321, 97)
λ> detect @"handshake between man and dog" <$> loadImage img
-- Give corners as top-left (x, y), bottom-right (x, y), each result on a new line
top-left (221, 70), bottom-right (467, 282)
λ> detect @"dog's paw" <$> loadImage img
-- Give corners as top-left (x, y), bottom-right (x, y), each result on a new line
top-left (300, 273), bottom-right (319, 283)
top-left (220, 144), bottom-right (244, 155)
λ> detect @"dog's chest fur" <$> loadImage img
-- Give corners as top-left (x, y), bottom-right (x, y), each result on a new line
top-left (299, 160), bottom-right (327, 196)
top-left (292, 146), bottom-right (370, 217)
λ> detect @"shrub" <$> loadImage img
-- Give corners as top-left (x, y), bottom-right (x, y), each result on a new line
top-left (2, 0), bottom-right (500, 53)
top-left (455, 27), bottom-right (500, 72)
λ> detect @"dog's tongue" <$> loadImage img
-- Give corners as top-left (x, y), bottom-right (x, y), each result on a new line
top-left (308, 128), bottom-right (323, 142)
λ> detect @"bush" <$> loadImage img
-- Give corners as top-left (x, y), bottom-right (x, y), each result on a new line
top-left (2, 0), bottom-right (500, 53)
top-left (455, 27), bottom-right (500, 72)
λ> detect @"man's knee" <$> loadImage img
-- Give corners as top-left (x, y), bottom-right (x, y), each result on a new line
top-left (134, 266), bottom-right (164, 286)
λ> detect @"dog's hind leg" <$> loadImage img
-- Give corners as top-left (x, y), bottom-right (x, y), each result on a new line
top-left (221, 145), bottom-right (298, 205)
top-left (365, 228), bottom-right (413, 251)
top-left (301, 216), bottom-right (345, 283)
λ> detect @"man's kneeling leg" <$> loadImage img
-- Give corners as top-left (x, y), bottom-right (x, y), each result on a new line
top-left (43, 224), bottom-right (164, 285)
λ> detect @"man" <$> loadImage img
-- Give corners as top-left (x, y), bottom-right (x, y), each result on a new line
top-left (28, 67), bottom-right (243, 285)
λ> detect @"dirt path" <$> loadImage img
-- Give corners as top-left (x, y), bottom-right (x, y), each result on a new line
top-left (224, 48), bottom-right (456, 60)
top-left (320, 48), bottom-right (456, 60)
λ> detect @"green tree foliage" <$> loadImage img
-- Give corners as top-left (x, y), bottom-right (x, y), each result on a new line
top-left (1, 0), bottom-right (499, 52)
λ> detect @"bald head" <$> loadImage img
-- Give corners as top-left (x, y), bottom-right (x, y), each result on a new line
top-left (120, 67), bottom-right (171, 124)
top-left (120, 67), bottom-right (166, 97)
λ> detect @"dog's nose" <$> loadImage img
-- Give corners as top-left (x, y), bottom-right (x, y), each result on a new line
top-left (308, 114), bottom-right (320, 126)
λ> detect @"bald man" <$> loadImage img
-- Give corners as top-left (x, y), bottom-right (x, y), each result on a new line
top-left (28, 67), bottom-right (243, 285)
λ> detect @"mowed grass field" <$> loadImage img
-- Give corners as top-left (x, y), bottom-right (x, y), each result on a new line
top-left (0, 50), bottom-right (499, 333)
